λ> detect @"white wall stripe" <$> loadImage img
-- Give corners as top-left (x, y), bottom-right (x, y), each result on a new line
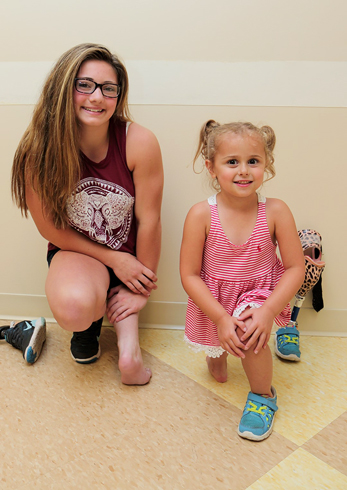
top-left (1, 61), bottom-right (347, 107)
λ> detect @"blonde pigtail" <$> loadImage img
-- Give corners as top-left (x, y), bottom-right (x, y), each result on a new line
top-left (260, 125), bottom-right (276, 181)
top-left (193, 120), bottom-right (220, 173)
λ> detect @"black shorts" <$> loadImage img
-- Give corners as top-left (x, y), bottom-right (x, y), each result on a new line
top-left (47, 248), bottom-right (121, 291)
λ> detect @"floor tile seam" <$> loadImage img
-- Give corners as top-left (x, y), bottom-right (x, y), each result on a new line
top-left (301, 444), bottom-right (347, 479)
top-left (267, 417), bottom-right (345, 447)
top-left (301, 406), bottom-right (347, 446)
top-left (141, 350), bottom-right (303, 452)
top-left (244, 447), bottom-right (347, 490)
top-left (295, 447), bottom-right (347, 478)
top-left (147, 359), bottom-right (347, 449)
top-left (243, 446), bottom-right (302, 490)
top-left (140, 347), bottom-right (247, 416)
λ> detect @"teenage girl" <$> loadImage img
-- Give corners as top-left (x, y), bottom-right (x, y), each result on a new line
top-left (11, 43), bottom-right (163, 384)
top-left (180, 120), bottom-right (304, 440)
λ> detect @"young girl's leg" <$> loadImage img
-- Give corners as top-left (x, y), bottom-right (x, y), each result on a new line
top-left (113, 313), bottom-right (152, 385)
top-left (236, 314), bottom-right (278, 441)
top-left (241, 344), bottom-right (273, 397)
top-left (206, 352), bottom-right (228, 383)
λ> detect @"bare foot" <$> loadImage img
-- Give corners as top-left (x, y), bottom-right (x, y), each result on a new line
top-left (113, 313), bottom-right (152, 385)
top-left (206, 352), bottom-right (228, 382)
top-left (118, 352), bottom-right (152, 385)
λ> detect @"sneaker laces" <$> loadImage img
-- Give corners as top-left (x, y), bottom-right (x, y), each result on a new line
top-left (4, 321), bottom-right (30, 350)
top-left (279, 334), bottom-right (299, 345)
top-left (247, 401), bottom-right (267, 415)
top-left (243, 401), bottom-right (274, 429)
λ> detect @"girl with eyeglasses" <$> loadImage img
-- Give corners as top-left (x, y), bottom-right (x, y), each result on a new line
top-left (11, 43), bottom-right (163, 384)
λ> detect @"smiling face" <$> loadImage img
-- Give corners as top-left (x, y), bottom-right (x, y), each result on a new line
top-left (206, 131), bottom-right (267, 198)
top-left (73, 59), bottom-right (118, 130)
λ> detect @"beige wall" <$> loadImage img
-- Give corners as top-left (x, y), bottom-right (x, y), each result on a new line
top-left (0, 0), bottom-right (346, 62)
top-left (1, 1), bottom-right (346, 333)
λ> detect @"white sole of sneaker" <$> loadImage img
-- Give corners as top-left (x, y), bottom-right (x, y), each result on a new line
top-left (274, 342), bottom-right (301, 362)
top-left (237, 423), bottom-right (274, 441)
top-left (71, 345), bottom-right (101, 364)
top-left (24, 317), bottom-right (46, 364)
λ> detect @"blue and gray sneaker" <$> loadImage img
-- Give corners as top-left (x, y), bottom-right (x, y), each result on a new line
top-left (0, 317), bottom-right (46, 364)
top-left (275, 323), bottom-right (301, 361)
top-left (238, 387), bottom-right (278, 441)
top-left (70, 318), bottom-right (103, 364)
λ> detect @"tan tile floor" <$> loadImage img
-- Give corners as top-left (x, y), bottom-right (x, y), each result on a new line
top-left (0, 321), bottom-right (346, 489)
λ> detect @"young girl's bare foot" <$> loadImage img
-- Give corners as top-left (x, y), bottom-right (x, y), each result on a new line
top-left (206, 352), bottom-right (228, 382)
top-left (118, 352), bottom-right (152, 385)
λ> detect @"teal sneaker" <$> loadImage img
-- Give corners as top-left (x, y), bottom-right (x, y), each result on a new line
top-left (238, 387), bottom-right (278, 441)
top-left (275, 323), bottom-right (301, 361)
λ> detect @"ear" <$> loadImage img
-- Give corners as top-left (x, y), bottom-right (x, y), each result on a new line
top-left (205, 160), bottom-right (216, 179)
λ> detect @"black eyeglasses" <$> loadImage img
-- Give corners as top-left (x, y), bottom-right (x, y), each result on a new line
top-left (74, 78), bottom-right (121, 98)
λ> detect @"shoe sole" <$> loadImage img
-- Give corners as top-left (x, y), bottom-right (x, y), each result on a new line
top-left (24, 317), bottom-right (46, 364)
top-left (237, 424), bottom-right (274, 441)
top-left (238, 415), bottom-right (275, 441)
top-left (274, 342), bottom-right (301, 362)
top-left (71, 345), bottom-right (101, 364)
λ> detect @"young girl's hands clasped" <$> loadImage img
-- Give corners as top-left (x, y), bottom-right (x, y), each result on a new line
top-left (216, 314), bottom-right (247, 358)
top-left (238, 306), bottom-right (275, 354)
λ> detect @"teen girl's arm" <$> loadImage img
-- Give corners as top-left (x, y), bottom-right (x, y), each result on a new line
top-left (106, 123), bottom-right (164, 323)
top-left (25, 183), bottom-right (157, 296)
top-left (127, 123), bottom-right (163, 275)
top-left (180, 202), bottom-right (246, 358)
top-left (239, 199), bottom-right (305, 353)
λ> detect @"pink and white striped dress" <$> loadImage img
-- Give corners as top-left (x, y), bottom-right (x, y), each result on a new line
top-left (185, 194), bottom-right (291, 358)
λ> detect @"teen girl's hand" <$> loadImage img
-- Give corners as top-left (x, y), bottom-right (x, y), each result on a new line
top-left (216, 314), bottom-right (247, 358)
top-left (238, 306), bottom-right (274, 354)
top-left (107, 285), bottom-right (148, 323)
top-left (109, 252), bottom-right (157, 296)
top-left (25, 184), bottom-right (157, 297)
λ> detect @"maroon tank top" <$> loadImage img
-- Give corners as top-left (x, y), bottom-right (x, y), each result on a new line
top-left (48, 119), bottom-right (136, 255)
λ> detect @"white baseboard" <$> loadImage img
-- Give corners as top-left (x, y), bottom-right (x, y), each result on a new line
top-left (1, 293), bottom-right (346, 336)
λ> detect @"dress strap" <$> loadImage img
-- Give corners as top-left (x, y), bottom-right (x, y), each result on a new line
top-left (126, 121), bottom-right (132, 134)
top-left (209, 193), bottom-right (265, 204)
top-left (208, 194), bottom-right (217, 205)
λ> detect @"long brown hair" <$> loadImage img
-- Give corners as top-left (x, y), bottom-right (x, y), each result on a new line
top-left (194, 120), bottom-right (276, 191)
top-left (11, 43), bottom-right (132, 229)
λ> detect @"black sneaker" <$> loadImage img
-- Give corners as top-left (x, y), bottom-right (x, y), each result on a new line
top-left (70, 318), bottom-right (103, 364)
top-left (0, 317), bottom-right (46, 364)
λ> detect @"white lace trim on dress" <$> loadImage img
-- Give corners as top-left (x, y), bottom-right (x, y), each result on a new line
top-left (185, 304), bottom-right (262, 358)
top-left (184, 335), bottom-right (226, 358)
top-left (233, 302), bottom-right (261, 318)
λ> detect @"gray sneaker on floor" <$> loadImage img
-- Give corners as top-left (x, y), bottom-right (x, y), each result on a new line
top-left (0, 317), bottom-right (46, 363)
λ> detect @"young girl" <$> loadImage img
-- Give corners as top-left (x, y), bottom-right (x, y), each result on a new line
top-left (11, 43), bottom-right (163, 384)
top-left (180, 120), bottom-right (304, 440)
